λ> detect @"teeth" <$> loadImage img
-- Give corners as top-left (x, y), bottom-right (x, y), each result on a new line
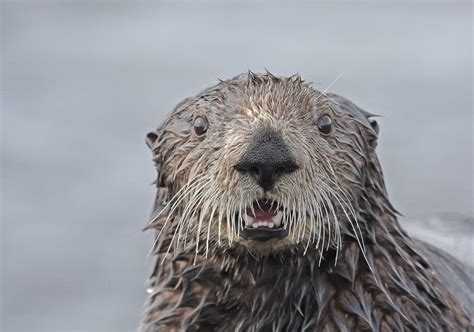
top-left (243, 214), bottom-right (252, 227)
top-left (244, 210), bottom-right (284, 229)
top-left (272, 211), bottom-right (283, 228)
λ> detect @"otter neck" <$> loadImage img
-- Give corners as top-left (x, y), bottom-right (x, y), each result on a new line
top-left (144, 157), bottom-right (468, 330)
top-left (144, 189), bottom-right (468, 331)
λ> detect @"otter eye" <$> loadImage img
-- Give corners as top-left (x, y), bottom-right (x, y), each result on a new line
top-left (317, 115), bottom-right (332, 135)
top-left (193, 116), bottom-right (208, 136)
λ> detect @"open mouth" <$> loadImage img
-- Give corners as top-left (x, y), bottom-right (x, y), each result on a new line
top-left (240, 199), bottom-right (289, 241)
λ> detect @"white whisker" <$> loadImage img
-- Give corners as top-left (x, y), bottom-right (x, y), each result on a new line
top-left (314, 72), bottom-right (344, 102)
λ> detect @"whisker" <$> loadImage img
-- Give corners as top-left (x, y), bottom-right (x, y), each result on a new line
top-left (205, 205), bottom-right (218, 258)
top-left (161, 181), bottom-right (211, 265)
top-left (324, 185), bottom-right (372, 270)
top-left (146, 179), bottom-right (206, 259)
top-left (318, 194), bottom-right (331, 266)
top-left (314, 72), bottom-right (344, 102)
top-left (145, 176), bottom-right (201, 228)
top-left (194, 188), bottom-right (216, 264)
top-left (225, 197), bottom-right (233, 245)
top-left (303, 191), bottom-right (317, 255)
top-left (178, 182), bottom-right (210, 248)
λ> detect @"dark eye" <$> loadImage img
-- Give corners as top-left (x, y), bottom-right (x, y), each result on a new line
top-left (193, 116), bottom-right (208, 136)
top-left (317, 114), bottom-right (332, 135)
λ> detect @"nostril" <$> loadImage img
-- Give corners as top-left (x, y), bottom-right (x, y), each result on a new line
top-left (234, 163), bottom-right (262, 177)
top-left (274, 163), bottom-right (298, 179)
top-left (234, 164), bottom-right (247, 173)
top-left (249, 166), bottom-right (261, 177)
top-left (287, 163), bottom-right (298, 173)
top-left (278, 163), bottom-right (298, 174)
top-left (275, 166), bottom-right (284, 177)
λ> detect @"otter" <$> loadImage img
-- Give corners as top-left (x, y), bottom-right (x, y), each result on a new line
top-left (139, 72), bottom-right (473, 331)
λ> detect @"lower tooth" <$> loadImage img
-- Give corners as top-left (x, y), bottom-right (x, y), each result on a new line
top-left (243, 214), bottom-right (251, 226)
top-left (272, 211), bottom-right (283, 227)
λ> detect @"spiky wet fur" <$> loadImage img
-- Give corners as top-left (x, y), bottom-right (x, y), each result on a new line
top-left (139, 72), bottom-right (472, 331)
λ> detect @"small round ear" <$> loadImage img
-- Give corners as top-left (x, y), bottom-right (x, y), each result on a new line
top-left (146, 131), bottom-right (158, 150)
top-left (368, 119), bottom-right (379, 148)
top-left (370, 119), bottom-right (380, 135)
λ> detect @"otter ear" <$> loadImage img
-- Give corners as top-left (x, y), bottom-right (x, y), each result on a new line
top-left (368, 119), bottom-right (379, 148)
top-left (370, 119), bottom-right (379, 135)
top-left (146, 131), bottom-right (158, 150)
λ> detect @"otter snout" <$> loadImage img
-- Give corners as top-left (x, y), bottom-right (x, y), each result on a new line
top-left (234, 127), bottom-right (298, 192)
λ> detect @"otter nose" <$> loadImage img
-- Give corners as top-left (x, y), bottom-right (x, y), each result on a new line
top-left (234, 128), bottom-right (298, 192)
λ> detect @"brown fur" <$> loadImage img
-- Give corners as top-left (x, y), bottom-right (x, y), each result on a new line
top-left (139, 72), bottom-right (472, 331)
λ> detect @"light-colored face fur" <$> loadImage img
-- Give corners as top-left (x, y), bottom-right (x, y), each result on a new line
top-left (146, 72), bottom-right (379, 260)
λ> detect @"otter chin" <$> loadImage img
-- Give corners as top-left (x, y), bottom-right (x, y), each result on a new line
top-left (139, 72), bottom-right (472, 331)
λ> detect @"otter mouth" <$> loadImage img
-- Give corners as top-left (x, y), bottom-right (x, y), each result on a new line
top-left (240, 200), bottom-right (289, 241)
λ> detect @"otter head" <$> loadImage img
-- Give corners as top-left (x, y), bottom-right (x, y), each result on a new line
top-left (146, 72), bottom-right (382, 259)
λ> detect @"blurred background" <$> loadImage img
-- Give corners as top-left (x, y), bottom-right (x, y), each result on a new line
top-left (1, 1), bottom-right (472, 331)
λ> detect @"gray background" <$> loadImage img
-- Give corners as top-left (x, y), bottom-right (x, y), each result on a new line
top-left (1, 1), bottom-right (472, 332)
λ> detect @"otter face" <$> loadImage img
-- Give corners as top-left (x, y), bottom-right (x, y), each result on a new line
top-left (146, 73), bottom-right (379, 257)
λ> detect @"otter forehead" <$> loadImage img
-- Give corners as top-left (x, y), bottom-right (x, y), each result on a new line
top-left (193, 73), bottom-right (320, 121)
top-left (156, 72), bottom-right (377, 139)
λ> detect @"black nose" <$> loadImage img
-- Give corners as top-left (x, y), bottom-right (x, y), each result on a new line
top-left (234, 128), bottom-right (298, 192)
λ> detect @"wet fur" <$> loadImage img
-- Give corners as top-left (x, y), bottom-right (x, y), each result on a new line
top-left (139, 73), bottom-right (472, 331)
